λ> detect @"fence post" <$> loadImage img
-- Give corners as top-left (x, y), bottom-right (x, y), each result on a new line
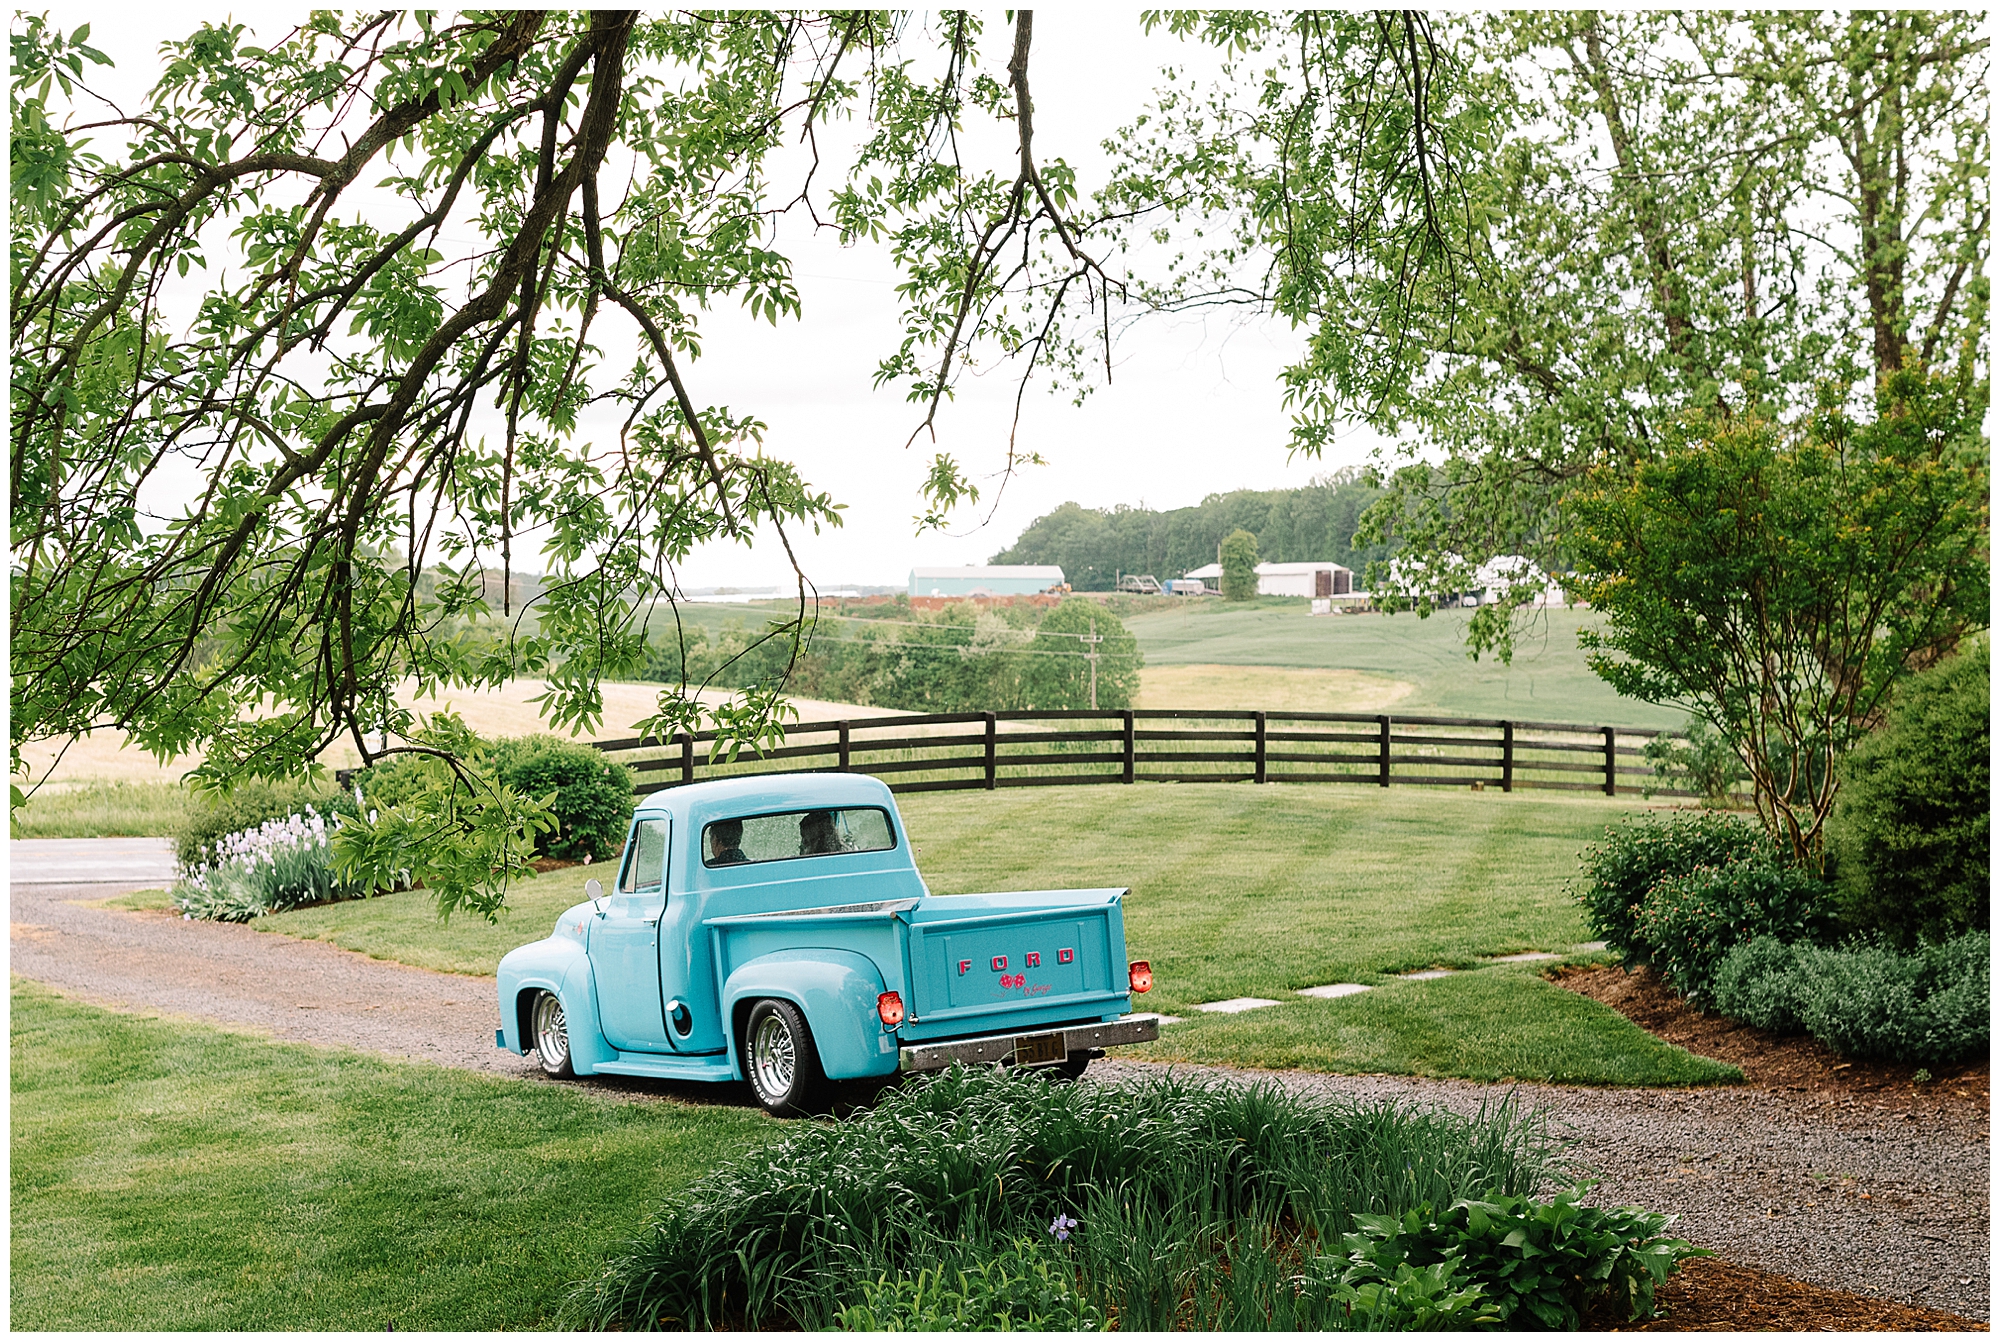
top-left (1502, 721), bottom-right (1514, 793)
top-left (1377, 715), bottom-right (1392, 787)
top-left (838, 720), bottom-right (850, 773)
top-left (1602, 727), bottom-right (1617, 796)
top-left (1122, 710), bottom-right (1135, 783)
top-left (984, 712), bottom-right (997, 790)
top-left (1254, 711), bottom-right (1267, 784)
top-left (678, 731), bottom-right (693, 786)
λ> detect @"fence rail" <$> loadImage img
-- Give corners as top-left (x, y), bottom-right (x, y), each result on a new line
top-left (589, 709), bottom-right (1721, 801)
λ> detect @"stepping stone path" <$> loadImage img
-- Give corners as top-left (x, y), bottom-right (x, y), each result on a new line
top-left (1488, 951), bottom-right (1560, 963)
top-left (1133, 1011), bottom-right (1185, 1026)
top-left (1296, 983), bottom-right (1373, 999)
top-left (1396, 969), bottom-right (1457, 981)
top-left (1189, 997), bottom-right (1282, 1014)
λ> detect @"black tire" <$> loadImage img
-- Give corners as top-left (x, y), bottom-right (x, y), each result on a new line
top-left (743, 998), bottom-right (827, 1117)
top-left (531, 990), bottom-right (576, 1079)
top-left (1049, 1051), bottom-right (1092, 1082)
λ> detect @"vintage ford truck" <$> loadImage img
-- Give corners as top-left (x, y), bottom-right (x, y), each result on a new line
top-left (495, 772), bottom-right (1157, 1114)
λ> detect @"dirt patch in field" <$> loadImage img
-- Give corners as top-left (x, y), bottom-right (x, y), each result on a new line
top-left (1550, 963), bottom-right (1990, 1126)
top-left (1591, 1254), bottom-right (1987, 1331)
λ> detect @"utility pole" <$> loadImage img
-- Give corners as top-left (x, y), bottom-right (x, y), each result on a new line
top-left (1083, 614), bottom-right (1103, 710)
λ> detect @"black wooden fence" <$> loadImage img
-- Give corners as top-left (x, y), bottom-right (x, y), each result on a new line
top-left (591, 709), bottom-right (1715, 801)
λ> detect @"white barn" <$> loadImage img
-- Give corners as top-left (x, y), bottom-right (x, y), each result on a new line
top-left (1182, 560), bottom-right (1353, 597)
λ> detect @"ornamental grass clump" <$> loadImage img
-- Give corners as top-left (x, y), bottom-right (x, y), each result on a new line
top-left (174, 809), bottom-right (364, 922)
top-left (571, 1066), bottom-right (1561, 1331)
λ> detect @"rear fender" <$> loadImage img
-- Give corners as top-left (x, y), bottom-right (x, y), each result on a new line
top-left (497, 938), bottom-right (616, 1075)
top-left (723, 949), bottom-right (899, 1081)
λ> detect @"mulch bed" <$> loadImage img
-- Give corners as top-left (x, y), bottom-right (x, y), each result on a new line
top-left (1588, 1255), bottom-right (1988, 1331)
top-left (1553, 963), bottom-right (1989, 1331)
top-left (1549, 963), bottom-right (1990, 1126)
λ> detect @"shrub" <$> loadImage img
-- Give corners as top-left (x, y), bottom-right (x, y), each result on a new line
top-left (1641, 719), bottom-right (1741, 806)
top-left (1827, 643), bottom-right (1989, 946)
top-left (337, 732), bottom-right (629, 864)
top-left (491, 736), bottom-right (633, 863)
top-left (174, 810), bottom-right (364, 922)
top-left (1708, 935), bottom-right (1807, 1033)
top-left (174, 779), bottom-right (341, 875)
top-left (833, 1240), bottom-right (1105, 1332)
top-left (1712, 932), bottom-right (1990, 1066)
top-left (1572, 812), bottom-right (1772, 961)
top-left (1318, 1185), bottom-right (1705, 1329)
top-left (571, 1065), bottom-right (1557, 1330)
top-left (1632, 860), bottom-right (1836, 1004)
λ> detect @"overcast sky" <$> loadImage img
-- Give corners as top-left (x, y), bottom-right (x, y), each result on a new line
top-left (86, 9), bottom-right (1396, 589)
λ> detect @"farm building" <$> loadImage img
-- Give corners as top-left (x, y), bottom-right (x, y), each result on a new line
top-left (1182, 561), bottom-right (1353, 597)
top-left (908, 564), bottom-right (1065, 597)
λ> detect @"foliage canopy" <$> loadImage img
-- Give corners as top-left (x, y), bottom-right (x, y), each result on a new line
top-left (10, 11), bottom-right (1469, 915)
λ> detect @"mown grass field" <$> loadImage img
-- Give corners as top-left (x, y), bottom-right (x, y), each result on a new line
top-left (1124, 602), bottom-right (1685, 729)
top-left (10, 978), bottom-right (771, 1331)
top-left (9, 781), bottom-right (196, 838)
top-left (256, 783), bottom-right (1736, 1086)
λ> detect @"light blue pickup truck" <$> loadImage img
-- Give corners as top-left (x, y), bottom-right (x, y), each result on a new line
top-left (495, 772), bottom-right (1157, 1114)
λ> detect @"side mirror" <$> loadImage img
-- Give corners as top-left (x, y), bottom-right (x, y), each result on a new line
top-left (586, 878), bottom-right (606, 916)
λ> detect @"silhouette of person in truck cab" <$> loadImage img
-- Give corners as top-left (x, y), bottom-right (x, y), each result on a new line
top-left (799, 810), bottom-right (844, 855)
top-left (706, 818), bottom-right (747, 866)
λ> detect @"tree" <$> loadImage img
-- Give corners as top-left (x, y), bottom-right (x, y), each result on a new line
top-left (1219, 529), bottom-right (1260, 601)
top-left (1117, 13), bottom-right (1986, 657)
top-left (1563, 367), bottom-right (1988, 868)
top-left (1017, 600), bottom-right (1140, 711)
top-left (990, 469), bottom-right (1388, 588)
top-left (11, 12), bottom-right (1463, 917)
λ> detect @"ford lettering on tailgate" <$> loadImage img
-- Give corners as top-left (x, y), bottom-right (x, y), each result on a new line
top-left (941, 919), bottom-right (1107, 1008)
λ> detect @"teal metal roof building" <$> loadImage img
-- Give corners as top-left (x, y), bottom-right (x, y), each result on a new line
top-left (908, 564), bottom-right (1064, 597)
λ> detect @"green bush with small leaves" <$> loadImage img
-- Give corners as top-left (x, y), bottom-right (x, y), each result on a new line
top-left (1712, 932), bottom-right (1990, 1066)
top-left (1827, 643), bottom-right (1989, 946)
top-left (341, 733), bottom-right (631, 864)
top-left (1631, 860), bottom-right (1837, 1005)
top-left (1572, 812), bottom-right (1773, 962)
top-left (491, 736), bottom-right (634, 863)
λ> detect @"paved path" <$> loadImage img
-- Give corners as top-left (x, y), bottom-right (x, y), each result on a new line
top-left (8, 839), bottom-right (1989, 1321)
top-left (12, 836), bottom-right (180, 886)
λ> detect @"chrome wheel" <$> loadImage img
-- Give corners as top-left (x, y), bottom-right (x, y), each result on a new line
top-left (743, 999), bottom-right (825, 1117)
top-left (750, 1010), bottom-right (796, 1099)
top-left (533, 990), bottom-right (574, 1078)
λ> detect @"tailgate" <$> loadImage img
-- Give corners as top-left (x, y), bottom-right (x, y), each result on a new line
top-left (901, 892), bottom-right (1130, 1036)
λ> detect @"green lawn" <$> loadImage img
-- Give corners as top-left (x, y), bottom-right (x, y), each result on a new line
top-left (256, 784), bottom-right (1735, 1086)
top-left (1125, 602), bottom-right (1685, 729)
top-left (258, 865), bottom-right (606, 975)
top-left (10, 977), bottom-right (770, 1330)
top-left (1129, 964), bottom-right (1735, 1085)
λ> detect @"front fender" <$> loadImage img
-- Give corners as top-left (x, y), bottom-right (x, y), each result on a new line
top-left (723, 948), bottom-right (898, 1081)
top-left (496, 936), bottom-right (616, 1075)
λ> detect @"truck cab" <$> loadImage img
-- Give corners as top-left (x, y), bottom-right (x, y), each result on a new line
top-left (495, 772), bottom-right (1157, 1113)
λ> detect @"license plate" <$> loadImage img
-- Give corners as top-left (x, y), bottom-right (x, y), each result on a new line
top-left (1012, 1031), bottom-right (1065, 1066)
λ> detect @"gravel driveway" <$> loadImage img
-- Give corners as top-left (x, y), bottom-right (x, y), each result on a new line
top-left (10, 840), bottom-right (1989, 1322)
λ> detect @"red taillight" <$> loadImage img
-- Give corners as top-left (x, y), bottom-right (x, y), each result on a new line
top-left (1128, 961), bottom-right (1153, 994)
top-left (877, 991), bottom-right (905, 1026)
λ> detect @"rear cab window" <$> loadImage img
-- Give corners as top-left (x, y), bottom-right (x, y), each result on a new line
top-left (702, 806), bottom-right (896, 868)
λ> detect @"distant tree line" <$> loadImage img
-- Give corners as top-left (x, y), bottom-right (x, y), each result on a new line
top-left (989, 469), bottom-right (1391, 590)
top-left (643, 599), bottom-right (1141, 714)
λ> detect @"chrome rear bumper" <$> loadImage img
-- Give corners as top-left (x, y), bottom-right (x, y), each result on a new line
top-left (898, 1013), bottom-right (1160, 1072)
